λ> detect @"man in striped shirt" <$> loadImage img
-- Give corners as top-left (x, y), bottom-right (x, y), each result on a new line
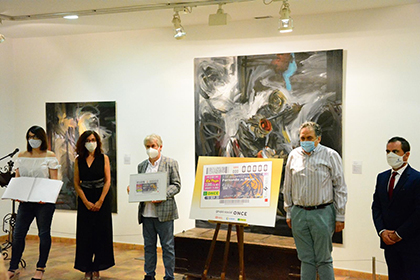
top-left (283, 121), bottom-right (347, 280)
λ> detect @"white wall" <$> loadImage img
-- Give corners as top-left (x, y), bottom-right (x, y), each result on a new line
top-left (0, 40), bottom-right (17, 220)
top-left (1, 3), bottom-right (420, 275)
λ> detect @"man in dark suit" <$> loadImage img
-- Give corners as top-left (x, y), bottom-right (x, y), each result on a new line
top-left (133, 134), bottom-right (181, 280)
top-left (372, 136), bottom-right (420, 280)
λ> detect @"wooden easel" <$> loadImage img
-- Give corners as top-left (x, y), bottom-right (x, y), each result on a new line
top-left (201, 221), bottom-right (247, 280)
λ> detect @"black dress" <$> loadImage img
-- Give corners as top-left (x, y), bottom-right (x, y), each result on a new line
top-left (74, 154), bottom-right (115, 272)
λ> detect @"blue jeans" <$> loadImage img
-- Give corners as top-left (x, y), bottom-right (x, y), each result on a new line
top-left (9, 202), bottom-right (56, 270)
top-left (142, 217), bottom-right (175, 280)
top-left (291, 204), bottom-right (336, 280)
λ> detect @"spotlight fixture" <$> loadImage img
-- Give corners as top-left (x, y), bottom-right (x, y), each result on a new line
top-left (278, 0), bottom-right (293, 33)
top-left (172, 10), bottom-right (186, 40)
top-left (63, 15), bottom-right (79, 20)
top-left (208, 4), bottom-right (229, 26)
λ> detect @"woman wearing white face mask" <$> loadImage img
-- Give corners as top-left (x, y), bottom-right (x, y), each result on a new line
top-left (74, 130), bottom-right (114, 280)
top-left (7, 125), bottom-right (60, 280)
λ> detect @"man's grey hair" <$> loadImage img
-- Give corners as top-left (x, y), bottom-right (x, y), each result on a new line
top-left (299, 121), bottom-right (322, 137)
top-left (144, 134), bottom-right (163, 147)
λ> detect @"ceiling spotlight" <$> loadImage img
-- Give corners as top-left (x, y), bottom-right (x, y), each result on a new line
top-left (209, 4), bottom-right (229, 26)
top-left (182, 7), bottom-right (193, 14)
top-left (278, 0), bottom-right (293, 33)
top-left (172, 11), bottom-right (186, 40)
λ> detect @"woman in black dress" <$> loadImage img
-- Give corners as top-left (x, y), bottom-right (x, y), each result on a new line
top-left (74, 130), bottom-right (114, 280)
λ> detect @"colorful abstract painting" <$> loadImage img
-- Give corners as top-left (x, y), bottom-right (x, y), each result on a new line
top-left (194, 50), bottom-right (343, 242)
top-left (46, 101), bottom-right (117, 212)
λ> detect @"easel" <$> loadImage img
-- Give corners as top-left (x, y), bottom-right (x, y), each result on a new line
top-left (201, 221), bottom-right (247, 280)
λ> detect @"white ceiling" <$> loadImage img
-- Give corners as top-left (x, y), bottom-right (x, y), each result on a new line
top-left (0, 0), bottom-right (418, 38)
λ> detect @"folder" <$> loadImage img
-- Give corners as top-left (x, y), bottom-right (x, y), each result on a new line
top-left (2, 177), bottom-right (63, 204)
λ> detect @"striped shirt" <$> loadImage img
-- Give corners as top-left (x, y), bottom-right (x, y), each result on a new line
top-left (282, 144), bottom-right (347, 221)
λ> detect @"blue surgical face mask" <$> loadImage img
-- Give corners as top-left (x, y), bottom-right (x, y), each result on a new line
top-left (301, 141), bottom-right (315, 153)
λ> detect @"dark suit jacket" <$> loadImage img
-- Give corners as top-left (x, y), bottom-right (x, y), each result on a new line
top-left (372, 164), bottom-right (420, 252)
top-left (137, 156), bottom-right (181, 224)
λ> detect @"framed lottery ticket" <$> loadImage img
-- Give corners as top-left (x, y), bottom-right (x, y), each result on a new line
top-left (129, 172), bottom-right (167, 202)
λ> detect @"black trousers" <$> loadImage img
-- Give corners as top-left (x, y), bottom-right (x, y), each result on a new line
top-left (385, 245), bottom-right (420, 280)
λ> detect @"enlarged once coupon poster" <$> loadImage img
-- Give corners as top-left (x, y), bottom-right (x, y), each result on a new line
top-left (201, 162), bottom-right (272, 208)
top-left (129, 172), bottom-right (167, 203)
top-left (190, 156), bottom-right (283, 227)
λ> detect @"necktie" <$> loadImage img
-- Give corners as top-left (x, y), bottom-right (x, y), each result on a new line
top-left (388, 172), bottom-right (398, 199)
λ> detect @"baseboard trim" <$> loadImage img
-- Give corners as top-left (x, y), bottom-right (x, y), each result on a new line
top-left (334, 268), bottom-right (388, 280)
top-left (0, 234), bottom-right (160, 252)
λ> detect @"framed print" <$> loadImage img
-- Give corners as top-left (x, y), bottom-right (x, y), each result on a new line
top-left (129, 172), bottom-right (167, 202)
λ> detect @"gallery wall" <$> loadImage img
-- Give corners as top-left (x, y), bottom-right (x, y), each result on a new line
top-left (0, 41), bottom-right (16, 217)
top-left (0, 3), bottom-right (419, 275)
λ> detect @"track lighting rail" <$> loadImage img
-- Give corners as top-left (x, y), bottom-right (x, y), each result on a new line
top-left (0, 0), bottom-right (253, 22)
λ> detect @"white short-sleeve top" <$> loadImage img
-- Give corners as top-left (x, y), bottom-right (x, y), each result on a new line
top-left (15, 157), bottom-right (60, 178)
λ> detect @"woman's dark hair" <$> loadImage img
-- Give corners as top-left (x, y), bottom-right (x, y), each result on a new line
top-left (76, 130), bottom-right (102, 159)
top-left (26, 125), bottom-right (48, 152)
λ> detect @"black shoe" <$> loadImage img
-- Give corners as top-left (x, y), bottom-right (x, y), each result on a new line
top-left (31, 268), bottom-right (45, 280)
top-left (143, 276), bottom-right (155, 280)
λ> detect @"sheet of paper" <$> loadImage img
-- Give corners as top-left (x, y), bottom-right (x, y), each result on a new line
top-left (2, 177), bottom-right (34, 201)
top-left (28, 178), bottom-right (63, 203)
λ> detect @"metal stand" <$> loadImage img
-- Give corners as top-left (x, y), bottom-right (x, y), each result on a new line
top-left (0, 155), bottom-right (26, 268)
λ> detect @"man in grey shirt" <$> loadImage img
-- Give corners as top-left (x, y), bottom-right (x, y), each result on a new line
top-left (283, 121), bottom-right (347, 280)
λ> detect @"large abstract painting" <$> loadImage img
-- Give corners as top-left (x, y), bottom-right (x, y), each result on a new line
top-left (46, 101), bottom-right (117, 212)
top-left (194, 50), bottom-right (343, 242)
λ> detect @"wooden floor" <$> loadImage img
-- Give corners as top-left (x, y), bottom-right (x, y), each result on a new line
top-left (1, 237), bottom-right (376, 280)
top-left (2, 237), bottom-right (183, 280)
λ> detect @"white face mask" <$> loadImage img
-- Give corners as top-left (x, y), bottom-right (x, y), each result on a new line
top-left (146, 148), bottom-right (159, 159)
top-left (387, 152), bottom-right (405, 169)
top-left (85, 142), bottom-right (97, 153)
top-left (29, 139), bottom-right (42, 149)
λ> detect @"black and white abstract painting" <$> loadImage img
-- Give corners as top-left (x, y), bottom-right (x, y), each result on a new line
top-left (194, 50), bottom-right (343, 242)
top-left (46, 101), bottom-right (117, 212)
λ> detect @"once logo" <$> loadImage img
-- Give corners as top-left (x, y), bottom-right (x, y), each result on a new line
top-left (233, 211), bottom-right (247, 216)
